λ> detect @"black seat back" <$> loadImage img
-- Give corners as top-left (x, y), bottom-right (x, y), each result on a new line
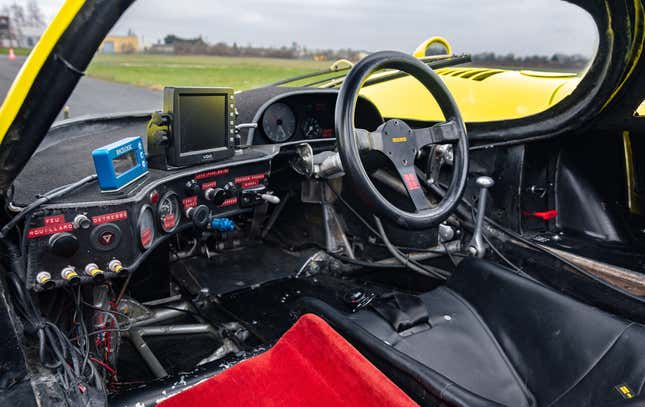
top-left (449, 258), bottom-right (645, 407)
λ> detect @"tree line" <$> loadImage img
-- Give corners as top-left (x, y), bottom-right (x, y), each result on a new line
top-left (154, 35), bottom-right (590, 70)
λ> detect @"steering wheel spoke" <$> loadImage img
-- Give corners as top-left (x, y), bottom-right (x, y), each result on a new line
top-left (394, 166), bottom-right (432, 211)
top-left (355, 128), bottom-right (384, 152)
top-left (413, 120), bottom-right (460, 149)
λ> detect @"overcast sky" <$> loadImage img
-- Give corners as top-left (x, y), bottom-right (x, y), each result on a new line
top-left (8, 0), bottom-right (597, 56)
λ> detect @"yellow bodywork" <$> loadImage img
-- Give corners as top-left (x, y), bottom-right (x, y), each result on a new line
top-left (638, 100), bottom-right (645, 116)
top-left (0, 0), bottom-right (86, 143)
top-left (360, 67), bottom-right (582, 122)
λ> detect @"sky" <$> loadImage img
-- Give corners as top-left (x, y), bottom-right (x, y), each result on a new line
top-left (6, 0), bottom-right (598, 57)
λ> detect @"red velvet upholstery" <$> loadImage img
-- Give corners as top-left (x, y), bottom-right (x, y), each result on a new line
top-left (159, 313), bottom-right (418, 406)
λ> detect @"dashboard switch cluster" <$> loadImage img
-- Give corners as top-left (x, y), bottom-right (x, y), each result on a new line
top-left (35, 258), bottom-right (128, 290)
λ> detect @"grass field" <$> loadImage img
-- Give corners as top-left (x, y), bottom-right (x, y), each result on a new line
top-left (0, 47), bottom-right (31, 56)
top-left (86, 54), bottom-right (331, 91)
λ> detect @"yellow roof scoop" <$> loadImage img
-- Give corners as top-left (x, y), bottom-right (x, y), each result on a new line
top-left (329, 59), bottom-right (354, 71)
top-left (413, 36), bottom-right (453, 58)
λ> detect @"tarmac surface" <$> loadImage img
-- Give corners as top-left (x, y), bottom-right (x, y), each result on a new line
top-left (0, 55), bottom-right (162, 122)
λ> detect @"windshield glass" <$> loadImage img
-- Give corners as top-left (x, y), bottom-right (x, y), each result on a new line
top-left (1, 0), bottom-right (597, 122)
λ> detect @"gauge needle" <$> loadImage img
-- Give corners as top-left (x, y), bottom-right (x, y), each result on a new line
top-left (278, 124), bottom-right (288, 139)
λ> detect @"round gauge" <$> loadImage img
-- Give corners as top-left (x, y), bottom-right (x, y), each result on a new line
top-left (302, 117), bottom-right (322, 139)
top-left (262, 102), bottom-right (296, 143)
top-left (137, 206), bottom-right (156, 250)
top-left (158, 192), bottom-right (181, 233)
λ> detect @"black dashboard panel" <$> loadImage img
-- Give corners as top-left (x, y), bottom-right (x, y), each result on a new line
top-left (24, 151), bottom-right (274, 291)
top-left (246, 90), bottom-right (382, 145)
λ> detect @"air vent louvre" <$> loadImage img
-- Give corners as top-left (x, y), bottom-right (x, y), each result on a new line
top-left (437, 68), bottom-right (504, 81)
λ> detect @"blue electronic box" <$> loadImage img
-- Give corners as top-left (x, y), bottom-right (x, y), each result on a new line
top-left (92, 137), bottom-right (148, 191)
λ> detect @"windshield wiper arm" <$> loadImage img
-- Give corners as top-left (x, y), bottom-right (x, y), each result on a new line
top-left (262, 59), bottom-right (354, 88)
top-left (317, 54), bottom-right (472, 89)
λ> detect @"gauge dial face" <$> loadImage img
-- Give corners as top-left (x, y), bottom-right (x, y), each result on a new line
top-left (302, 117), bottom-right (322, 139)
top-left (158, 193), bottom-right (181, 233)
top-left (262, 103), bottom-right (296, 143)
top-left (138, 206), bottom-right (156, 250)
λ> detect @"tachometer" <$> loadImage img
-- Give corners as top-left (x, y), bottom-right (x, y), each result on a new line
top-left (158, 192), bottom-right (181, 233)
top-left (262, 103), bottom-right (296, 143)
top-left (137, 206), bottom-right (156, 250)
top-left (302, 117), bottom-right (322, 139)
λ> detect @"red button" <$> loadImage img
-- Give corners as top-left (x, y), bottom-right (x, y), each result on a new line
top-left (99, 231), bottom-right (115, 246)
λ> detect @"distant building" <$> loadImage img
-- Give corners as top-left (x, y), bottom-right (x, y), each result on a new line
top-left (17, 25), bottom-right (42, 47)
top-left (99, 34), bottom-right (139, 53)
top-left (0, 15), bottom-right (44, 48)
top-left (148, 43), bottom-right (174, 54)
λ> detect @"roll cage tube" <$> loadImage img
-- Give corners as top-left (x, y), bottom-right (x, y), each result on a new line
top-left (335, 51), bottom-right (469, 229)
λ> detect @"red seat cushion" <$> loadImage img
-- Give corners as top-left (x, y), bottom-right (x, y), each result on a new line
top-left (159, 313), bottom-right (419, 407)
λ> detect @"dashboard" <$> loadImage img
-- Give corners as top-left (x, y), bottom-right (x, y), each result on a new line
top-left (23, 151), bottom-right (274, 291)
top-left (248, 91), bottom-right (382, 145)
top-left (13, 88), bottom-right (383, 292)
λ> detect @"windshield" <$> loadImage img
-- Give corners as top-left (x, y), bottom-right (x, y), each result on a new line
top-left (1, 0), bottom-right (597, 122)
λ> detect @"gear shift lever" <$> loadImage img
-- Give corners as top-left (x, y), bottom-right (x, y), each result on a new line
top-left (468, 176), bottom-right (495, 257)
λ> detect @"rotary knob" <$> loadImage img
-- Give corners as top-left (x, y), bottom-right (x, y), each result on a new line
top-left (205, 187), bottom-right (227, 205)
top-left (186, 205), bottom-right (210, 229)
top-left (49, 232), bottom-right (79, 257)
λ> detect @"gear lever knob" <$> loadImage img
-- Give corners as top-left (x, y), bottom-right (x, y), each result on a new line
top-left (468, 176), bottom-right (494, 257)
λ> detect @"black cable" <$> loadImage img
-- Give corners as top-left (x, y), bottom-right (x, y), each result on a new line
top-left (374, 216), bottom-right (450, 280)
top-left (370, 241), bottom-right (468, 257)
top-left (80, 300), bottom-right (132, 322)
top-left (324, 180), bottom-right (381, 238)
top-left (324, 180), bottom-right (460, 261)
top-left (441, 242), bottom-right (459, 267)
top-left (0, 174), bottom-right (97, 238)
top-left (1, 239), bottom-right (104, 402)
top-left (325, 250), bottom-right (407, 269)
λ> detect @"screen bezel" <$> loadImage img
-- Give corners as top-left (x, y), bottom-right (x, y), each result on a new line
top-left (164, 87), bottom-right (235, 167)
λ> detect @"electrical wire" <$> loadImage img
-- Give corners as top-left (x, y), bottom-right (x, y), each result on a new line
top-left (1, 239), bottom-right (105, 403)
top-left (374, 216), bottom-right (450, 280)
top-left (324, 179), bottom-right (381, 238)
top-left (324, 179), bottom-right (461, 257)
top-left (325, 250), bottom-right (407, 269)
top-left (0, 174), bottom-right (97, 238)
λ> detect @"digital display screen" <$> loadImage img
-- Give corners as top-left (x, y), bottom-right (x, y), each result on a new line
top-left (112, 151), bottom-right (138, 176)
top-left (178, 94), bottom-right (227, 155)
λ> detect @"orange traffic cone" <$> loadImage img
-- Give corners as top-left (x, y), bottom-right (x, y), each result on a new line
top-left (8, 48), bottom-right (16, 61)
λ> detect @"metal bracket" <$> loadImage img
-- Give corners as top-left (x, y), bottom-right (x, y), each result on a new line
top-left (301, 179), bottom-right (355, 258)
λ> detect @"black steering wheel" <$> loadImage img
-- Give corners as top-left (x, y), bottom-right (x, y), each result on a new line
top-left (335, 51), bottom-right (469, 229)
